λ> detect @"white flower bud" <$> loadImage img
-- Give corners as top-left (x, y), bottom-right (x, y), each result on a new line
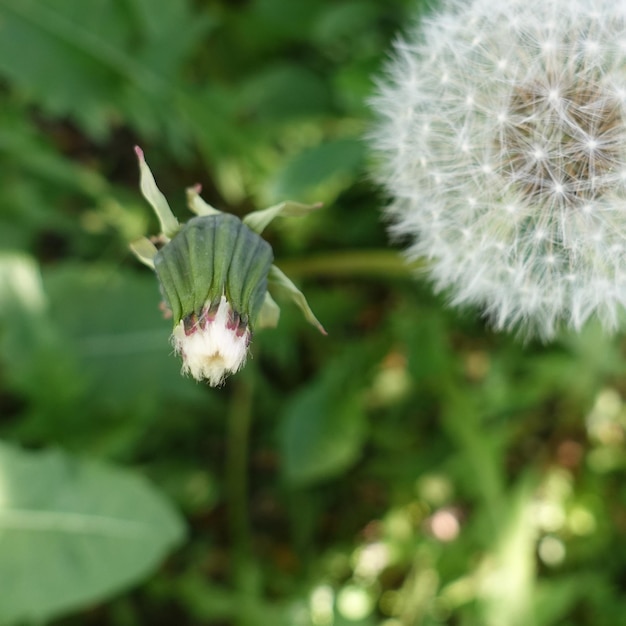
top-left (371, 0), bottom-right (626, 339)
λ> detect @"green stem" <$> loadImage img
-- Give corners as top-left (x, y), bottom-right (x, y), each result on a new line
top-left (226, 375), bottom-right (254, 586)
top-left (276, 249), bottom-right (423, 279)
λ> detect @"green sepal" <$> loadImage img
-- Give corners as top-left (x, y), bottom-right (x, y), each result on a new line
top-left (184, 216), bottom-right (215, 315)
top-left (243, 201), bottom-right (323, 235)
top-left (186, 185), bottom-right (221, 217)
top-left (226, 221), bottom-right (270, 317)
top-left (154, 214), bottom-right (273, 328)
top-left (210, 214), bottom-right (240, 310)
top-left (257, 291), bottom-right (281, 329)
top-left (268, 265), bottom-right (327, 335)
top-left (154, 235), bottom-right (192, 323)
top-left (135, 147), bottom-right (180, 239)
top-left (129, 237), bottom-right (158, 269)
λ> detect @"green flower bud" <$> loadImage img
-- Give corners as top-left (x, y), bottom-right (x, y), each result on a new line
top-left (154, 214), bottom-right (274, 329)
top-left (129, 147), bottom-right (326, 386)
top-left (154, 214), bottom-right (273, 385)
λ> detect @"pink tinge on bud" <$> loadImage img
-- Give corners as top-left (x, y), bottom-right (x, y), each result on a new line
top-left (171, 295), bottom-right (251, 386)
top-left (235, 318), bottom-right (248, 338)
top-left (226, 309), bottom-right (239, 332)
top-left (183, 312), bottom-right (198, 336)
top-left (203, 301), bottom-right (220, 324)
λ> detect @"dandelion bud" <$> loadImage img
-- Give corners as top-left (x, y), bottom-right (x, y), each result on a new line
top-left (155, 214), bottom-right (273, 386)
top-left (130, 148), bottom-right (326, 385)
top-left (371, 0), bottom-right (626, 338)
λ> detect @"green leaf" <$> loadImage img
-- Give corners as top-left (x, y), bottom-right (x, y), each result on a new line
top-left (268, 137), bottom-right (365, 201)
top-left (238, 62), bottom-right (332, 121)
top-left (280, 353), bottom-right (368, 486)
top-left (0, 108), bottom-right (107, 197)
top-left (0, 442), bottom-right (185, 624)
top-left (42, 264), bottom-right (202, 407)
top-left (476, 475), bottom-right (538, 626)
top-left (0, 253), bottom-right (51, 384)
top-left (0, 0), bottom-right (209, 140)
top-left (244, 0), bottom-right (325, 42)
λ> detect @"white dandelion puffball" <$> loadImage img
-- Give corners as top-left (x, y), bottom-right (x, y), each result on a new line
top-left (371, 0), bottom-right (626, 339)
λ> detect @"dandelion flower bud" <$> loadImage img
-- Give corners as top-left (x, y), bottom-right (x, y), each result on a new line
top-left (155, 214), bottom-right (273, 386)
top-left (371, 0), bottom-right (626, 338)
top-left (130, 147), bottom-right (326, 386)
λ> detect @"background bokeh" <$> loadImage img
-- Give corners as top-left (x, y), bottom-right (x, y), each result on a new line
top-left (1, 0), bottom-right (626, 625)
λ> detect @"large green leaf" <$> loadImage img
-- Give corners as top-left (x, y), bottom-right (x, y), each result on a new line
top-left (0, 256), bottom-right (211, 451)
top-left (238, 62), bottom-right (332, 121)
top-left (267, 137), bottom-right (365, 202)
top-left (279, 350), bottom-right (370, 486)
top-left (42, 263), bottom-right (203, 413)
top-left (0, 442), bottom-right (185, 624)
top-left (0, 0), bottom-right (209, 140)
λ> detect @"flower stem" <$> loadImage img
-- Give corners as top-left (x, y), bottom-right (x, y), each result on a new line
top-left (277, 249), bottom-right (422, 279)
top-left (226, 374), bottom-right (255, 588)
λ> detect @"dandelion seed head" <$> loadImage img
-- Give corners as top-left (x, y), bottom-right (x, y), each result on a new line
top-left (371, 0), bottom-right (626, 338)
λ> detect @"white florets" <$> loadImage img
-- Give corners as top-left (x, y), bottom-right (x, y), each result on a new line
top-left (371, 0), bottom-right (626, 339)
top-left (171, 295), bottom-right (250, 386)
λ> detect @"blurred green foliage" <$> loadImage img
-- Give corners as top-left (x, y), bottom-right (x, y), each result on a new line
top-left (1, 0), bottom-right (626, 625)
